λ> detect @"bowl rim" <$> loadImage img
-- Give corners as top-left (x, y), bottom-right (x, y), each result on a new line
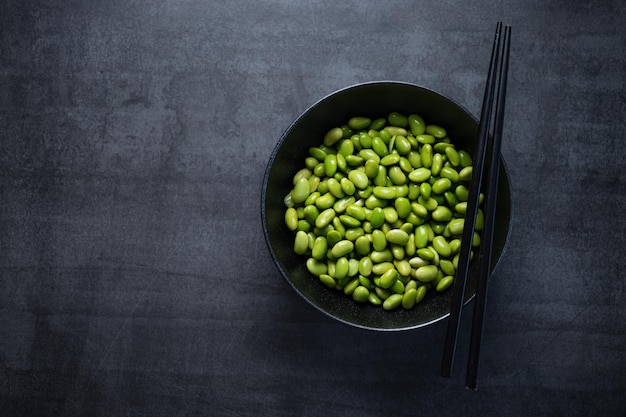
top-left (261, 80), bottom-right (514, 331)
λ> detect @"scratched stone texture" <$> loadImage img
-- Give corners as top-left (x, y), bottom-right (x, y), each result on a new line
top-left (1, 1), bottom-right (625, 416)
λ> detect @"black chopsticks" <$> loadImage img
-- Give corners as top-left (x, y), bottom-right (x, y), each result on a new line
top-left (441, 22), bottom-right (511, 388)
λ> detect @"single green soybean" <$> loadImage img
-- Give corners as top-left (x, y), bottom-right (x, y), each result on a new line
top-left (388, 112), bottom-right (408, 127)
top-left (382, 293), bottom-right (404, 310)
top-left (385, 229), bottom-right (410, 245)
top-left (348, 169), bottom-right (369, 189)
top-left (324, 127), bottom-right (344, 147)
top-left (352, 286), bottom-right (370, 302)
top-left (420, 144), bottom-right (433, 168)
top-left (414, 265), bottom-right (439, 282)
top-left (408, 114), bottom-right (426, 135)
top-left (292, 177), bottom-right (311, 204)
top-left (331, 240), bottom-right (354, 258)
top-left (425, 124), bottom-right (447, 138)
top-left (348, 116), bottom-right (371, 131)
top-left (436, 275), bottom-right (455, 292)
top-left (409, 167), bottom-right (431, 183)
top-left (285, 207), bottom-right (298, 231)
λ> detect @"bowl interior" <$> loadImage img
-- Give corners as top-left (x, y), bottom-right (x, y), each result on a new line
top-left (262, 81), bottom-right (512, 331)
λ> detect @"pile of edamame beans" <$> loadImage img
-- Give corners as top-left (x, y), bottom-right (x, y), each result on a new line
top-left (283, 112), bottom-right (484, 311)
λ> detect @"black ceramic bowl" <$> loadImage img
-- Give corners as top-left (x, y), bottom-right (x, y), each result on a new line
top-left (262, 81), bottom-right (512, 331)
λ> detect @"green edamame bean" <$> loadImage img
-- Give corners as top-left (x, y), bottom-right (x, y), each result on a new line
top-left (355, 235), bottom-right (370, 255)
top-left (326, 178), bottom-right (344, 198)
top-left (394, 259), bottom-right (412, 277)
top-left (382, 293), bottom-right (403, 311)
top-left (315, 208), bottom-right (335, 228)
top-left (306, 258), bottom-right (327, 276)
top-left (380, 154), bottom-right (400, 166)
top-left (352, 285), bottom-right (370, 302)
top-left (444, 146), bottom-right (460, 167)
top-left (337, 139), bottom-right (355, 156)
top-left (371, 229), bottom-right (387, 251)
top-left (372, 137), bottom-right (389, 157)
top-left (436, 275), bottom-right (454, 292)
top-left (324, 127), bottom-right (344, 147)
top-left (373, 186), bottom-right (396, 200)
top-left (425, 124), bottom-right (447, 139)
top-left (370, 207), bottom-right (385, 228)
top-left (318, 274), bottom-right (336, 288)
top-left (414, 224), bottom-right (429, 248)
top-left (374, 165), bottom-right (387, 188)
top-left (431, 206), bottom-right (453, 222)
top-left (414, 265), bottom-right (438, 282)
top-left (448, 218), bottom-right (465, 235)
top-left (334, 256), bottom-right (350, 280)
top-left (324, 154), bottom-right (338, 177)
top-left (294, 231), bottom-right (309, 255)
top-left (394, 135), bottom-right (411, 155)
top-left (455, 185), bottom-right (469, 201)
top-left (364, 159), bottom-right (379, 179)
top-left (348, 169), bottom-right (369, 189)
top-left (285, 207), bottom-right (298, 231)
top-left (440, 166), bottom-right (459, 183)
top-left (340, 177), bottom-right (356, 195)
top-left (333, 196), bottom-right (354, 213)
top-left (303, 205), bottom-right (319, 224)
top-left (394, 197), bottom-right (411, 219)
top-left (345, 154), bottom-right (363, 166)
top-left (388, 112), bottom-right (408, 127)
top-left (420, 144), bottom-right (433, 168)
top-left (411, 202), bottom-right (428, 218)
top-left (408, 167), bottom-right (431, 183)
top-left (416, 247), bottom-right (435, 260)
top-left (402, 288), bottom-right (418, 309)
top-left (416, 134), bottom-right (435, 144)
top-left (343, 278), bottom-right (360, 295)
top-left (379, 268), bottom-right (399, 289)
top-left (432, 235), bottom-right (452, 257)
top-left (418, 196), bottom-right (438, 211)
top-left (339, 214), bottom-right (361, 228)
top-left (459, 166), bottom-right (473, 182)
top-left (388, 166), bottom-right (406, 185)
top-left (348, 117), bottom-right (371, 131)
top-left (383, 126), bottom-right (408, 137)
top-left (440, 259), bottom-right (456, 276)
top-left (297, 219), bottom-right (311, 232)
top-left (372, 259), bottom-right (394, 274)
top-left (309, 146), bottom-right (327, 162)
top-left (385, 229), bottom-right (410, 246)
top-left (475, 208), bottom-right (484, 231)
top-left (415, 284), bottom-right (427, 304)
top-left (331, 240), bottom-right (354, 258)
top-left (431, 153), bottom-right (443, 176)
top-left (344, 227), bottom-right (364, 241)
top-left (408, 114), bottom-right (426, 135)
top-left (458, 150), bottom-right (473, 167)
top-left (370, 117), bottom-right (386, 130)
top-left (431, 178), bottom-right (452, 194)
top-left (368, 292), bottom-right (382, 306)
top-left (312, 236), bottom-right (328, 260)
top-left (292, 177), bottom-right (311, 204)
top-left (383, 207), bottom-right (399, 224)
top-left (358, 257), bottom-right (373, 277)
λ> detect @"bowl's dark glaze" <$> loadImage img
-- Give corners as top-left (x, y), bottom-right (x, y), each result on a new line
top-left (262, 81), bottom-right (512, 331)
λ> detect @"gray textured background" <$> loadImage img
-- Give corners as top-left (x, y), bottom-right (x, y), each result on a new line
top-left (1, 1), bottom-right (625, 416)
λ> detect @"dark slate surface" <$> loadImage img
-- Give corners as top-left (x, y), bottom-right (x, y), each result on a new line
top-left (1, 1), bottom-right (624, 416)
